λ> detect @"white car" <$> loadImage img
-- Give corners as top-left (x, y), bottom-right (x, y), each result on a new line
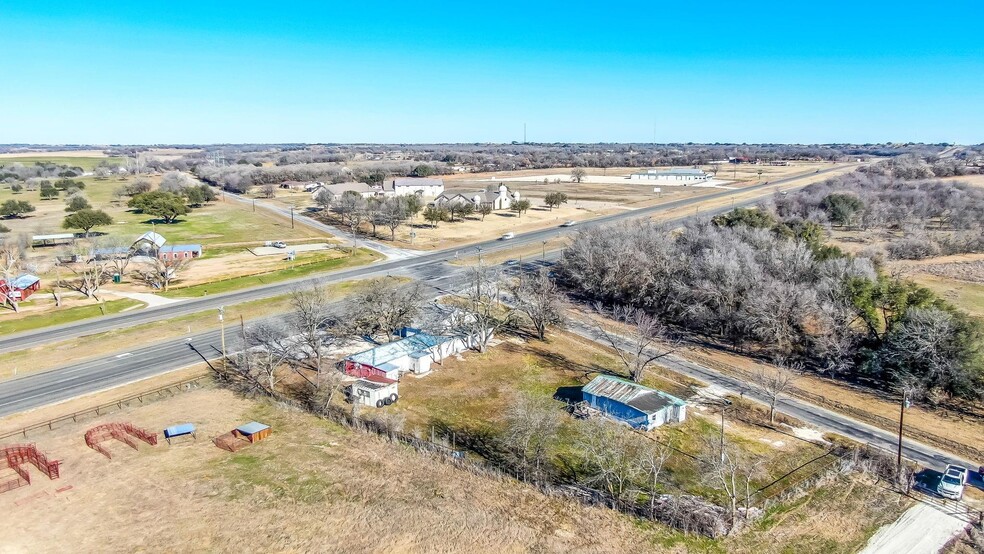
top-left (500, 232), bottom-right (515, 240)
top-left (938, 464), bottom-right (968, 500)
top-left (561, 220), bottom-right (576, 227)
top-left (272, 241), bottom-right (288, 249)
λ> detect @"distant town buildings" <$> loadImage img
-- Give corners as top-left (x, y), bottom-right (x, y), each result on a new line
top-left (629, 168), bottom-right (712, 183)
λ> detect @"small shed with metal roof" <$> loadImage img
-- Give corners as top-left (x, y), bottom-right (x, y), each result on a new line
top-left (234, 421), bottom-right (272, 443)
top-left (581, 375), bottom-right (686, 430)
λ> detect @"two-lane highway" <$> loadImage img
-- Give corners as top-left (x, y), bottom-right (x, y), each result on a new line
top-left (0, 165), bottom-right (851, 354)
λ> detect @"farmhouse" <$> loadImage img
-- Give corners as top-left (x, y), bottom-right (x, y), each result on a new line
top-left (0, 274), bottom-right (41, 305)
top-left (343, 330), bottom-right (475, 379)
top-left (130, 232), bottom-right (202, 261)
top-left (383, 177), bottom-right (444, 197)
top-left (348, 376), bottom-right (400, 408)
top-left (434, 184), bottom-right (519, 211)
top-left (581, 375), bottom-right (687, 430)
top-left (629, 168), bottom-right (711, 183)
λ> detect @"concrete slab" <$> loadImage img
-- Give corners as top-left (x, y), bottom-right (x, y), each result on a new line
top-left (250, 243), bottom-right (334, 256)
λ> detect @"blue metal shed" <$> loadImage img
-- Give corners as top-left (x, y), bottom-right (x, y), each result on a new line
top-left (582, 375), bottom-right (687, 430)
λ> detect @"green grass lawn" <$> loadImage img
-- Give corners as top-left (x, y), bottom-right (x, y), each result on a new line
top-left (159, 248), bottom-right (382, 297)
top-left (0, 155), bottom-right (127, 171)
top-left (909, 274), bottom-right (984, 318)
top-left (0, 298), bottom-right (144, 335)
top-left (1, 174), bottom-right (328, 247)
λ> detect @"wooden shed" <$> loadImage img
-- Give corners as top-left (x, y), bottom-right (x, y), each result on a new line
top-left (234, 421), bottom-right (271, 443)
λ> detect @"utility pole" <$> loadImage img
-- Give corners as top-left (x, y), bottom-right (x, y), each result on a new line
top-left (290, 205), bottom-right (295, 229)
top-left (720, 408), bottom-right (726, 463)
top-left (218, 306), bottom-right (227, 371)
top-left (542, 240), bottom-right (547, 261)
top-left (477, 246), bottom-right (483, 266)
top-left (897, 390), bottom-right (911, 474)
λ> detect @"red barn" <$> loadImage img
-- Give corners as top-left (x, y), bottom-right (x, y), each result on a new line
top-left (0, 274), bottom-right (41, 306)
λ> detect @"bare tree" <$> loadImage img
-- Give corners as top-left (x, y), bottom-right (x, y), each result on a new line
top-left (571, 168), bottom-right (587, 183)
top-left (575, 418), bottom-right (643, 503)
top-left (699, 440), bottom-right (762, 531)
top-left (503, 394), bottom-right (562, 482)
top-left (305, 371), bottom-right (345, 415)
top-left (137, 256), bottom-right (187, 292)
top-left (510, 268), bottom-right (565, 340)
top-left (752, 361), bottom-right (799, 423)
top-left (288, 284), bottom-right (338, 378)
top-left (314, 188), bottom-right (333, 210)
top-left (57, 243), bottom-right (111, 300)
top-left (636, 444), bottom-right (671, 517)
top-left (345, 278), bottom-right (423, 341)
top-left (593, 304), bottom-right (680, 382)
top-left (444, 264), bottom-right (514, 353)
top-left (234, 321), bottom-right (295, 396)
top-left (379, 196), bottom-right (409, 240)
top-left (95, 235), bottom-right (134, 280)
top-left (0, 236), bottom-right (25, 311)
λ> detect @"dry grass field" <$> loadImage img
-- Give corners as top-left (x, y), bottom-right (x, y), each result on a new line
top-left (0, 376), bottom-right (905, 554)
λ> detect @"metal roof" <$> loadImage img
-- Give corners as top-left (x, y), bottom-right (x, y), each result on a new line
top-left (236, 421), bottom-right (270, 435)
top-left (164, 423), bottom-right (196, 437)
top-left (135, 231), bottom-right (167, 248)
top-left (9, 274), bottom-right (39, 289)
top-left (634, 168), bottom-right (708, 176)
top-left (347, 332), bottom-right (448, 368)
top-left (389, 177), bottom-right (444, 189)
top-left (355, 376), bottom-right (398, 390)
top-left (32, 233), bottom-right (75, 240)
top-left (582, 375), bottom-right (685, 415)
top-left (159, 244), bottom-right (202, 253)
top-left (319, 181), bottom-right (375, 195)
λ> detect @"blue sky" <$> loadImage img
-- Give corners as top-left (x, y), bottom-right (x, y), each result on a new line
top-left (1, 1), bottom-right (981, 144)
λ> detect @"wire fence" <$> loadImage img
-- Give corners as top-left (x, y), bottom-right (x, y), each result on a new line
top-left (0, 375), bottom-right (208, 442)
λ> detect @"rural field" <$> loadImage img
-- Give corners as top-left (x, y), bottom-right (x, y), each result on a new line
top-left (0, 157), bottom-right (388, 332)
top-left (0, 374), bottom-right (907, 554)
top-left (267, 161), bottom-right (860, 252)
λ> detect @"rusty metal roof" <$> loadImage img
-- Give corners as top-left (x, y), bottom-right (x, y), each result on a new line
top-left (582, 375), bottom-right (685, 415)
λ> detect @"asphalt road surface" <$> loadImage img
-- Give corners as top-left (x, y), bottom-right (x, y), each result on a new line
top-left (0, 165), bottom-right (847, 354)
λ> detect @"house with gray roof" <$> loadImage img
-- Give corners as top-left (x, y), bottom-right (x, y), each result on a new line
top-left (434, 184), bottom-right (519, 211)
top-left (310, 181), bottom-right (379, 202)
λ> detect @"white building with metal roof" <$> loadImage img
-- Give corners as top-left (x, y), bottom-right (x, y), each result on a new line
top-left (629, 168), bottom-right (711, 183)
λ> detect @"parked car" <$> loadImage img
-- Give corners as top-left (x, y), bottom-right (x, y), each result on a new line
top-left (938, 464), bottom-right (968, 500)
top-left (500, 232), bottom-right (515, 240)
top-left (272, 241), bottom-right (287, 249)
top-left (561, 220), bottom-right (576, 227)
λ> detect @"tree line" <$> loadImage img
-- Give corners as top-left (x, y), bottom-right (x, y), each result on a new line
top-left (559, 216), bottom-right (984, 404)
top-left (771, 170), bottom-right (984, 259)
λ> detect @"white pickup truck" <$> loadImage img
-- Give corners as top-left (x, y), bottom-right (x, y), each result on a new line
top-left (938, 464), bottom-right (968, 500)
